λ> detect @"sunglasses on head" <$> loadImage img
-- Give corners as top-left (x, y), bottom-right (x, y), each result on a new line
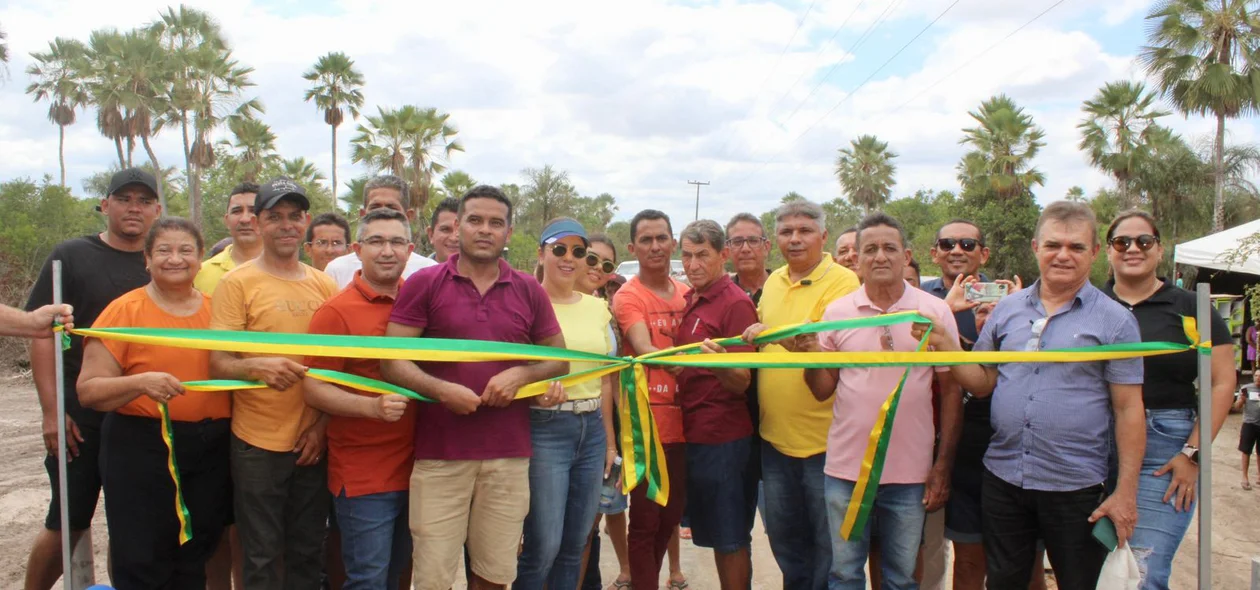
top-left (936, 238), bottom-right (981, 252)
top-left (1109, 234), bottom-right (1160, 252)
top-left (550, 243), bottom-right (587, 260)
top-left (585, 254), bottom-right (615, 273)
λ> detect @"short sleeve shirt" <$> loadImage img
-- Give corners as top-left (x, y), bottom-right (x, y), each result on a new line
top-left (551, 294), bottom-right (614, 401)
top-left (306, 273), bottom-right (416, 497)
top-left (1241, 384), bottom-right (1260, 425)
top-left (976, 281), bottom-right (1143, 491)
top-left (26, 234), bottom-right (150, 427)
top-left (819, 284), bottom-right (958, 483)
top-left (756, 258), bottom-right (861, 458)
top-left (612, 276), bottom-right (691, 444)
top-left (1101, 278), bottom-right (1231, 410)
top-left (389, 255), bottom-right (562, 461)
top-left (324, 251), bottom-right (437, 289)
top-left (90, 287), bottom-right (229, 422)
top-left (210, 261), bottom-right (339, 452)
top-left (676, 275), bottom-right (758, 444)
top-left (194, 245), bottom-right (239, 296)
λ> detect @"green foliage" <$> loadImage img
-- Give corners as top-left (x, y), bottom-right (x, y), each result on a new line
top-left (958, 95), bottom-right (1046, 199)
top-left (835, 135), bottom-right (898, 212)
top-left (1077, 81), bottom-right (1169, 207)
top-left (958, 188), bottom-right (1040, 280)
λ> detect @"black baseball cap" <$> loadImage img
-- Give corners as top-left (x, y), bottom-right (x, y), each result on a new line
top-left (105, 167), bottom-right (159, 199)
top-left (255, 178), bottom-right (311, 212)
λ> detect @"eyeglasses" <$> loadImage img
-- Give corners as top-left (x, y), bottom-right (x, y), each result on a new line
top-left (936, 238), bottom-right (981, 252)
top-left (550, 243), bottom-right (588, 260)
top-left (311, 239), bottom-right (347, 250)
top-left (359, 237), bottom-right (411, 249)
top-left (1109, 234), bottom-right (1159, 252)
top-left (585, 254), bottom-right (615, 273)
top-left (726, 237), bottom-right (767, 250)
top-left (881, 326), bottom-right (895, 352)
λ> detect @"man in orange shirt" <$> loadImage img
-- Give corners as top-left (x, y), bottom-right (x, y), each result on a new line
top-left (209, 178), bottom-right (339, 590)
top-left (304, 208), bottom-right (417, 590)
top-left (612, 209), bottom-right (689, 590)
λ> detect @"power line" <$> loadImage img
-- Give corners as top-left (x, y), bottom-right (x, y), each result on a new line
top-left (763, 0), bottom-right (871, 117)
top-left (725, 0), bottom-right (962, 187)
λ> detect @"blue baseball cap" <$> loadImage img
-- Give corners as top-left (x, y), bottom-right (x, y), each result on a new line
top-left (539, 218), bottom-right (589, 245)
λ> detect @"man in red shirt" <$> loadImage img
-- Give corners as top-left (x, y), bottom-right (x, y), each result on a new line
top-left (675, 220), bottom-right (759, 589)
top-left (303, 208), bottom-right (417, 589)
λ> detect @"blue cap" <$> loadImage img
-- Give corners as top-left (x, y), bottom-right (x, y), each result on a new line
top-left (539, 218), bottom-right (588, 245)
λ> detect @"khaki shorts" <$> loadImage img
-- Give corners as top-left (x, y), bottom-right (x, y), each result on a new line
top-left (409, 458), bottom-right (530, 589)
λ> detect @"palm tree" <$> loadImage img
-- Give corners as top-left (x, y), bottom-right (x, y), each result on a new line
top-left (521, 165), bottom-right (578, 227)
top-left (341, 176), bottom-right (368, 213)
top-left (1140, 0), bottom-right (1260, 231)
top-left (283, 157), bottom-right (327, 189)
top-left (303, 52), bottom-right (365, 195)
top-left (440, 170), bottom-right (477, 199)
top-left (350, 106), bottom-right (411, 178)
top-left (957, 95), bottom-right (1047, 199)
top-left (221, 116), bottom-right (278, 182)
top-left (1065, 186), bottom-right (1087, 202)
top-left (834, 135), bottom-right (897, 212)
top-left (1077, 81), bottom-right (1170, 208)
top-left (351, 106), bottom-right (463, 220)
top-left (26, 38), bottom-right (90, 187)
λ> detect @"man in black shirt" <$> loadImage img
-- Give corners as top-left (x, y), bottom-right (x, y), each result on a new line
top-left (22, 167), bottom-right (160, 590)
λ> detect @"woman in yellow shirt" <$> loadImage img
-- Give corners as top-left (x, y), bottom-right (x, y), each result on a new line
top-left (517, 218), bottom-right (618, 589)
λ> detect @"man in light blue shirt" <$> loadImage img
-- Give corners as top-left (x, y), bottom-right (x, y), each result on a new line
top-left (916, 201), bottom-right (1145, 590)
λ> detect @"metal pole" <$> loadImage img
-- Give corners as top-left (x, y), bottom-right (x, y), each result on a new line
top-left (52, 261), bottom-right (72, 589)
top-left (687, 180), bottom-right (709, 221)
top-left (1251, 557), bottom-right (1259, 590)
top-left (1196, 283), bottom-right (1213, 590)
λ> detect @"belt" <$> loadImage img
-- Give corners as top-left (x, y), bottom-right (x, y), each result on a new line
top-left (534, 398), bottom-right (601, 414)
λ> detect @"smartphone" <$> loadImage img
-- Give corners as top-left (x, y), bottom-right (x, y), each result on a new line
top-left (964, 282), bottom-right (1009, 303)
top-left (1092, 516), bottom-right (1119, 552)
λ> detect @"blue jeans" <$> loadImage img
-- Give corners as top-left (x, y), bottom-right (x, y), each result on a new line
top-left (824, 477), bottom-right (925, 590)
top-left (516, 409), bottom-right (606, 590)
top-left (334, 490), bottom-right (411, 590)
top-left (1130, 409), bottom-right (1197, 590)
top-left (761, 444), bottom-right (831, 590)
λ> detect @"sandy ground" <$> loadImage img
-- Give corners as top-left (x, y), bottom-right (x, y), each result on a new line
top-left (0, 374), bottom-right (1256, 589)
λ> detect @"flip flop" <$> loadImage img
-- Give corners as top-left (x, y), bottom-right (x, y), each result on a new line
top-left (668, 580), bottom-right (689, 590)
top-left (609, 578), bottom-right (632, 589)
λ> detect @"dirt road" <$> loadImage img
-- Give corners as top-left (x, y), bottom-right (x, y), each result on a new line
top-left (0, 376), bottom-right (1255, 588)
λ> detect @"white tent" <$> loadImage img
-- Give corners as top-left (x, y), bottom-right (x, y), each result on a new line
top-left (1173, 218), bottom-right (1260, 276)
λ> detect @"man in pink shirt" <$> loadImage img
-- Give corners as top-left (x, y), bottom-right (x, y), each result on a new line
top-left (801, 213), bottom-right (963, 590)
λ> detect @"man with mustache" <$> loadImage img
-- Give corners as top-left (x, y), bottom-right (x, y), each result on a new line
top-left (196, 182), bottom-right (262, 295)
top-left (323, 175), bottom-right (439, 288)
top-left (209, 178), bottom-right (339, 590)
top-left (22, 167), bottom-right (160, 590)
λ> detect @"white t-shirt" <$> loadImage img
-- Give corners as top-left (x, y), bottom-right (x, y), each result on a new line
top-left (323, 251), bottom-right (438, 288)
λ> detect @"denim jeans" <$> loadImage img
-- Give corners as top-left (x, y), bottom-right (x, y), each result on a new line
top-left (335, 490), bottom-right (411, 590)
top-left (516, 408), bottom-right (606, 590)
top-left (1129, 409), bottom-right (1197, 590)
top-left (823, 477), bottom-right (925, 590)
top-left (761, 444), bottom-right (830, 590)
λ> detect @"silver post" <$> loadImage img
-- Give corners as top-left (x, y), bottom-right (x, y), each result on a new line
top-left (52, 261), bottom-right (72, 589)
top-left (1251, 557), bottom-right (1259, 590)
top-left (1196, 283), bottom-right (1213, 590)
top-left (687, 180), bottom-right (709, 221)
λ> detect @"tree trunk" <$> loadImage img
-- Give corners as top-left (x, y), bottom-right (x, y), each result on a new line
top-left (125, 136), bottom-right (135, 168)
top-left (191, 166), bottom-right (202, 229)
top-left (180, 115), bottom-right (197, 227)
top-left (114, 137), bottom-right (126, 169)
top-left (1119, 179), bottom-right (1130, 209)
top-left (331, 124), bottom-right (338, 209)
top-left (1213, 113), bottom-right (1226, 232)
top-left (142, 136), bottom-right (166, 211)
top-left (58, 125), bottom-right (66, 188)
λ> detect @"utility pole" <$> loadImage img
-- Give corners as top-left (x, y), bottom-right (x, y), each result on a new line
top-left (687, 180), bottom-right (710, 221)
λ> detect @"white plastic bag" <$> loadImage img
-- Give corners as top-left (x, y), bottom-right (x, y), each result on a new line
top-left (1096, 545), bottom-right (1142, 590)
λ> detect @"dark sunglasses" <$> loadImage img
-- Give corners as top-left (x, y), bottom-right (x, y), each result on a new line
top-left (550, 243), bottom-right (588, 260)
top-left (1109, 234), bottom-right (1159, 252)
top-left (585, 254), bottom-right (615, 273)
top-left (936, 238), bottom-right (981, 252)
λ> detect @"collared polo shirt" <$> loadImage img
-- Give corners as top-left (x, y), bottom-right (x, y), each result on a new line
top-left (819, 283), bottom-right (958, 483)
top-left (194, 244), bottom-right (239, 295)
top-left (1101, 278), bottom-right (1231, 410)
top-left (307, 272), bottom-right (416, 497)
top-left (977, 280), bottom-right (1143, 491)
top-left (676, 274), bottom-right (758, 445)
top-left (389, 254), bottom-right (562, 461)
top-left (756, 257), bottom-right (861, 458)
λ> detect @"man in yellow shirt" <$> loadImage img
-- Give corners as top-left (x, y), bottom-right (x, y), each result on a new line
top-left (742, 200), bottom-right (859, 590)
top-left (209, 178), bottom-right (339, 590)
top-left (195, 182), bottom-right (262, 295)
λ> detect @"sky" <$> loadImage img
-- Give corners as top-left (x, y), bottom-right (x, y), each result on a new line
top-left (2, 0), bottom-right (1257, 225)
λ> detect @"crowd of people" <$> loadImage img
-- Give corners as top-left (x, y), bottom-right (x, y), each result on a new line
top-left (9, 165), bottom-right (1244, 590)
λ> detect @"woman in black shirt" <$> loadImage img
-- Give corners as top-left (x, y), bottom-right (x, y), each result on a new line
top-left (1103, 210), bottom-right (1235, 590)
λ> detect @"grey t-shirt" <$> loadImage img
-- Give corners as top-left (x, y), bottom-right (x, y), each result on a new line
top-left (1243, 385), bottom-right (1260, 425)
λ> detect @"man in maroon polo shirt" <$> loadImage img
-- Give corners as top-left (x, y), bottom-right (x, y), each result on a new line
top-left (676, 220), bottom-right (759, 589)
top-left (380, 185), bottom-right (569, 590)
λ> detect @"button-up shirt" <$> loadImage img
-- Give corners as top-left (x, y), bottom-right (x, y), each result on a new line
top-left (676, 274), bottom-right (758, 445)
top-left (976, 280), bottom-right (1143, 491)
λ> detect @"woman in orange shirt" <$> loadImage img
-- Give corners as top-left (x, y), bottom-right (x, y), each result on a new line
top-left (78, 217), bottom-right (232, 590)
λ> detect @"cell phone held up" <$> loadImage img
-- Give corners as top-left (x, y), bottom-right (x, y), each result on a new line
top-left (965, 282), bottom-right (1009, 303)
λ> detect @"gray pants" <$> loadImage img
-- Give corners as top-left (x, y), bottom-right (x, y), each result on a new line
top-left (231, 434), bottom-right (330, 590)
